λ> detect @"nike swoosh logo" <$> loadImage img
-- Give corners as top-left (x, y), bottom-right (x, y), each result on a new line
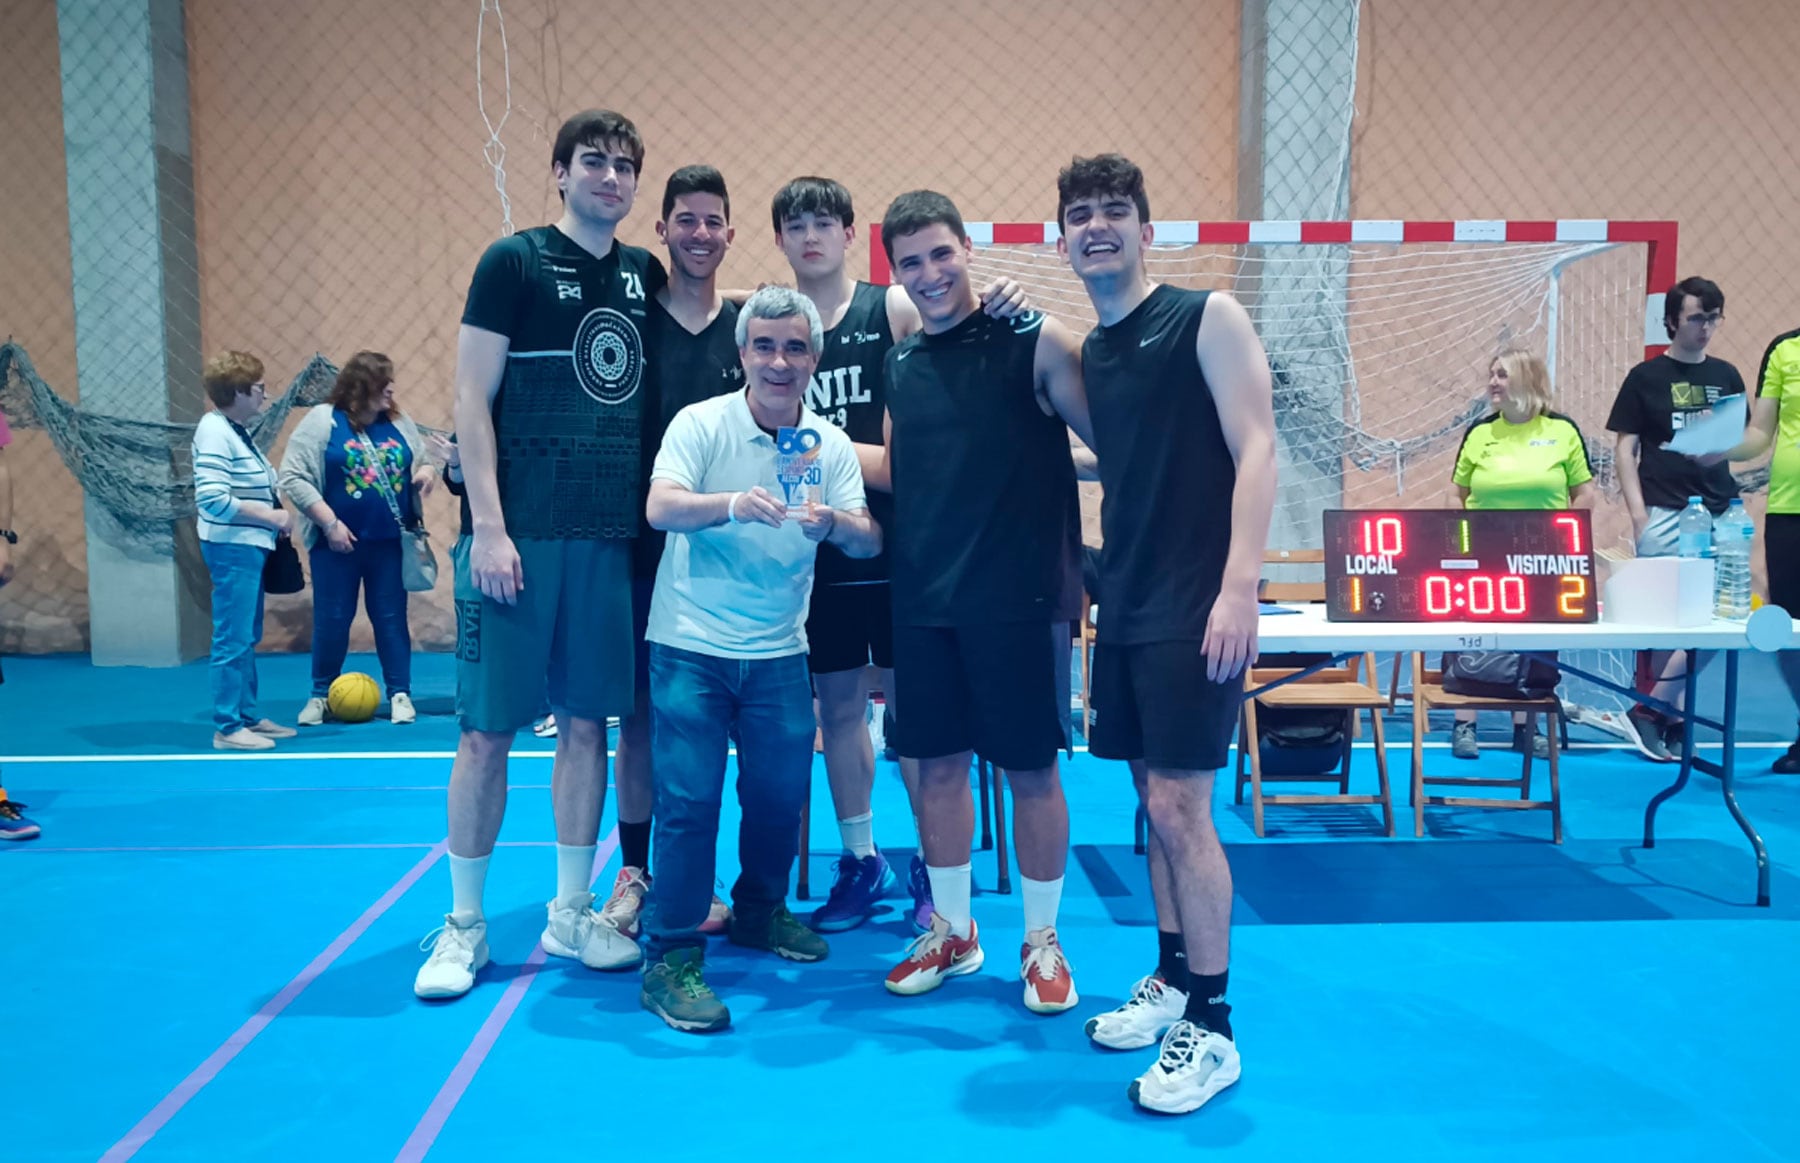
top-left (949, 944), bottom-right (976, 964)
top-left (896, 349), bottom-right (913, 361)
top-left (1139, 332), bottom-right (1164, 347)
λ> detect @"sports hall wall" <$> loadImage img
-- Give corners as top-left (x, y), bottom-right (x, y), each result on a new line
top-left (1, 0), bottom-right (1795, 655)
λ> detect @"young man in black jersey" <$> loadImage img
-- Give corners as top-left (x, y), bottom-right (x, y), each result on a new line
top-left (871, 190), bottom-right (1093, 1015)
top-left (1058, 154), bottom-right (1276, 1115)
top-left (415, 109), bottom-right (665, 999)
top-left (598, 165), bottom-right (747, 941)
top-left (1607, 277), bottom-right (1746, 762)
top-left (773, 176), bottom-right (1029, 934)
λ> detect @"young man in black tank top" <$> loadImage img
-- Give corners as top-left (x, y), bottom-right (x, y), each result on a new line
top-left (1058, 155), bottom-right (1277, 1114)
top-left (416, 110), bottom-right (664, 1000)
top-left (773, 177), bottom-right (1031, 935)
top-left (600, 165), bottom-right (746, 941)
top-left (870, 191), bottom-right (1094, 1015)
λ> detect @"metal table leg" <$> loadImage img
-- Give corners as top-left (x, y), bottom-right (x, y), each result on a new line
top-left (1641, 651), bottom-right (1770, 906)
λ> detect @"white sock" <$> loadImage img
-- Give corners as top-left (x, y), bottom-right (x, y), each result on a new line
top-left (556, 843), bottom-right (597, 907)
top-left (926, 863), bottom-right (973, 938)
top-left (448, 853), bottom-right (490, 925)
top-left (838, 812), bottom-right (876, 859)
top-left (1021, 875), bottom-right (1064, 936)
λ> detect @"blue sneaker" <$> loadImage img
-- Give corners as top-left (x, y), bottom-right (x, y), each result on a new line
top-left (0, 799), bottom-right (41, 841)
top-left (907, 855), bottom-right (934, 933)
top-left (808, 852), bottom-right (895, 932)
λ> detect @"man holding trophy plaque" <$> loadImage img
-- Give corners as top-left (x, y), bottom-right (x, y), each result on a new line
top-left (638, 286), bottom-right (880, 1032)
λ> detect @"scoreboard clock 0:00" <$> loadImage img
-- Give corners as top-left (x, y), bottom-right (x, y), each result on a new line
top-left (1321, 509), bottom-right (1599, 623)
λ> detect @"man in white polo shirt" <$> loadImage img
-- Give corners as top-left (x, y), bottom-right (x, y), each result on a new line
top-left (638, 285), bottom-right (880, 1033)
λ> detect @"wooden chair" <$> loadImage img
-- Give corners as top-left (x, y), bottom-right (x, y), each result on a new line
top-left (1408, 652), bottom-right (1563, 842)
top-left (1235, 550), bottom-right (1395, 836)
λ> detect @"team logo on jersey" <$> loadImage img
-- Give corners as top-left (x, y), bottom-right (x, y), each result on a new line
top-left (1011, 310), bottom-right (1046, 335)
top-left (572, 306), bottom-right (644, 405)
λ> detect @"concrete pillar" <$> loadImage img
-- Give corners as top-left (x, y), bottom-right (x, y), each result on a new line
top-left (58, 0), bottom-right (209, 665)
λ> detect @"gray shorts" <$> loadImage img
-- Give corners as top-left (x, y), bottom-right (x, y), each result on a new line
top-left (1635, 506), bottom-right (1684, 558)
top-left (453, 536), bottom-right (634, 733)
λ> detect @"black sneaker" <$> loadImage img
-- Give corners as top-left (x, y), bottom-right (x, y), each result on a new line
top-left (1451, 721), bottom-right (1479, 760)
top-left (728, 905), bottom-right (829, 962)
top-left (1662, 719), bottom-right (1688, 761)
top-left (1512, 723), bottom-right (1550, 760)
top-left (1627, 709), bottom-right (1674, 763)
top-left (641, 947), bottom-right (730, 1033)
top-left (1773, 740), bottom-right (1800, 775)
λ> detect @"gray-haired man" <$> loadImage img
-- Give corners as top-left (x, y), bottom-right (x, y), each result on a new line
top-left (638, 286), bottom-right (881, 1032)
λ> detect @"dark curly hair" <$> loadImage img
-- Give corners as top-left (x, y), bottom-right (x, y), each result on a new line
top-left (329, 351), bottom-right (398, 424)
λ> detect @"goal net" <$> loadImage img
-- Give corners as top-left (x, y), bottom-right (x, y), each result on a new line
top-left (897, 219), bottom-right (1679, 729)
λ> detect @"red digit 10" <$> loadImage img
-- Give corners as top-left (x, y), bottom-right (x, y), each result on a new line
top-left (1425, 575), bottom-right (1453, 615)
top-left (1360, 516), bottom-right (1404, 556)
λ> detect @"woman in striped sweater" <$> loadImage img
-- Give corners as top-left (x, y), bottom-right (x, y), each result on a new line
top-left (192, 351), bottom-right (298, 751)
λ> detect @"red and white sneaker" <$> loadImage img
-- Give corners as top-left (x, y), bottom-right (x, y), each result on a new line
top-left (599, 866), bottom-right (650, 939)
top-left (885, 913), bottom-right (984, 996)
top-left (1020, 926), bottom-right (1079, 1014)
top-left (699, 894), bottom-right (732, 935)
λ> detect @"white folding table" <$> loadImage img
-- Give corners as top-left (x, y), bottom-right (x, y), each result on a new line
top-left (1251, 604), bottom-right (1795, 905)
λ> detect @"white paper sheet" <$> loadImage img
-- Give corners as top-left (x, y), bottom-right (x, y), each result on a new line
top-left (1661, 393), bottom-right (1746, 456)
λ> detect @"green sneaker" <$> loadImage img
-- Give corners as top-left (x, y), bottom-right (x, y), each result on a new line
top-left (640, 947), bottom-right (730, 1033)
top-left (728, 904), bottom-right (830, 962)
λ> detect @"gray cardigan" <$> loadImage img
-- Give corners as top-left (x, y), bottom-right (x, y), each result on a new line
top-left (278, 404), bottom-right (428, 550)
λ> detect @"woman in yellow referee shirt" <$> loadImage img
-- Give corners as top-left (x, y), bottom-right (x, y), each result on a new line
top-left (1447, 350), bottom-right (1596, 759)
top-left (1708, 327), bottom-right (1800, 772)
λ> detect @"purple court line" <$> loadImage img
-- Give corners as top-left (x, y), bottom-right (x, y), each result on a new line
top-left (98, 841), bottom-right (449, 1163)
top-left (395, 829), bottom-right (619, 1163)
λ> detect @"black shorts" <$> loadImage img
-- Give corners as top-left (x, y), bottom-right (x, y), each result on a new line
top-left (892, 621), bottom-right (1064, 771)
top-left (1766, 513), bottom-right (1800, 615)
top-left (1089, 640), bottom-right (1242, 772)
top-left (806, 582), bottom-right (894, 675)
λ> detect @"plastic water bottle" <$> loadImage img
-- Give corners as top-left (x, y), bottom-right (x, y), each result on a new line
top-left (1676, 496), bottom-right (1713, 559)
top-left (1712, 499), bottom-right (1754, 620)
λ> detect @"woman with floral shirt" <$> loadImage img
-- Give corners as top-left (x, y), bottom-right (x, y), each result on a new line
top-left (279, 352), bottom-right (437, 724)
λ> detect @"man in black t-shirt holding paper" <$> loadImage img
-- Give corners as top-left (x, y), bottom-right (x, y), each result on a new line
top-left (415, 110), bottom-right (667, 1001)
top-left (1606, 276), bottom-right (1747, 762)
top-left (871, 191), bottom-right (1093, 1017)
top-left (1059, 154), bottom-right (1277, 1116)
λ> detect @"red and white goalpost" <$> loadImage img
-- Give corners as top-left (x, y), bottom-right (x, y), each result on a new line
top-left (871, 217), bottom-right (1680, 722)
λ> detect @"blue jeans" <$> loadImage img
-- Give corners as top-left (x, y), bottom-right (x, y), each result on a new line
top-left (202, 541), bottom-right (268, 733)
top-left (308, 536), bottom-right (411, 696)
top-left (644, 643), bottom-right (815, 960)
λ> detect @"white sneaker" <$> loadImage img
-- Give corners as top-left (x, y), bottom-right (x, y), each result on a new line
top-left (598, 866), bottom-right (651, 939)
top-left (390, 692), bottom-right (416, 725)
top-left (213, 728), bottom-right (275, 751)
top-left (298, 698), bottom-right (328, 727)
top-left (1085, 973), bottom-right (1189, 1049)
top-left (1128, 1020), bottom-right (1241, 1114)
top-left (414, 915), bottom-right (489, 999)
top-left (542, 892), bottom-right (642, 970)
top-left (533, 714), bottom-right (558, 738)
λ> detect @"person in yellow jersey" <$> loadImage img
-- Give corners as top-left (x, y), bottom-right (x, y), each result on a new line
top-left (1697, 326), bottom-right (1800, 772)
top-left (1447, 349), bottom-right (1596, 758)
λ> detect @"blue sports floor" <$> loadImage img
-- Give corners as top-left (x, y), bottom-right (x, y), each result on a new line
top-left (5, 650), bottom-right (1800, 1161)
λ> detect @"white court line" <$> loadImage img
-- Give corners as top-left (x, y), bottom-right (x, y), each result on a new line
top-left (2, 741), bottom-right (1790, 765)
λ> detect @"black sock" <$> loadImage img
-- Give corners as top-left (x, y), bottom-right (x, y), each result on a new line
top-left (619, 818), bottom-right (652, 875)
top-left (1156, 930), bottom-right (1189, 994)
top-left (1183, 971), bottom-right (1232, 1040)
